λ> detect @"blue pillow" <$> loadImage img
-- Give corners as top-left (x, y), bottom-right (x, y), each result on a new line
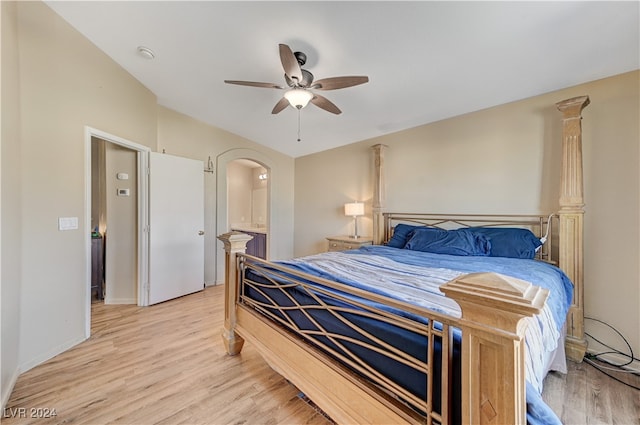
top-left (386, 224), bottom-right (424, 248)
top-left (403, 228), bottom-right (491, 256)
top-left (467, 227), bottom-right (542, 259)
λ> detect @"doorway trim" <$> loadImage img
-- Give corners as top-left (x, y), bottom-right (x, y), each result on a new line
top-left (83, 126), bottom-right (151, 338)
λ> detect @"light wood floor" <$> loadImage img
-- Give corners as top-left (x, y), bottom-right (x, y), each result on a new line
top-left (5, 285), bottom-right (639, 424)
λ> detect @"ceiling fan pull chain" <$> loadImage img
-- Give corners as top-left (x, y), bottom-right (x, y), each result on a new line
top-left (297, 108), bottom-right (302, 142)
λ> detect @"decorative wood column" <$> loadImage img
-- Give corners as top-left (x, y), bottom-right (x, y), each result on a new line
top-left (217, 231), bottom-right (253, 355)
top-left (441, 272), bottom-right (548, 425)
top-left (556, 95), bottom-right (590, 362)
top-left (371, 144), bottom-right (387, 245)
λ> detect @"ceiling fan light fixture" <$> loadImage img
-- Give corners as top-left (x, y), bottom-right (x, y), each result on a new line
top-left (284, 88), bottom-right (313, 109)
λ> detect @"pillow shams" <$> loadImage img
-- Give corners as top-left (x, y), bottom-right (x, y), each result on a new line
top-left (467, 227), bottom-right (542, 259)
top-left (386, 223), bottom-right (423, 248)
top-left (403, 228), bottom-right (491, 256)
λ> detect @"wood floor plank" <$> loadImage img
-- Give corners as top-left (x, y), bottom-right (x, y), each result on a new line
top-left (543, 360), bottom-right (640, 425)
top-left (4, 285), bottom-right (639, 424)
top-left (610, 376), bottom-right (640, 425)
top-left (586, 361), bottom-right (613, 425)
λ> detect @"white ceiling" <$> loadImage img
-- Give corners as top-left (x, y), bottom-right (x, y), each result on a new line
top-left (45, 1), bottom-right (639, 158)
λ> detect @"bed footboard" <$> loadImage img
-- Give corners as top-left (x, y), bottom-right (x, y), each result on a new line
top-left (218, 232), bottom-right (548, 424)
top-left (441, 273), bottom-right (548, 424)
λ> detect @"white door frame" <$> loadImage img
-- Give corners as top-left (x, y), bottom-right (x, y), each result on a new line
top-left (83, 126), bottom-right (150, 338)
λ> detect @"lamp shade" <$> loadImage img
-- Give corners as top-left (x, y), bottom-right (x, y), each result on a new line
top-left (344, 202), bottom-right (365, 217)
top-left (284, 88), bottom-right (314, 109)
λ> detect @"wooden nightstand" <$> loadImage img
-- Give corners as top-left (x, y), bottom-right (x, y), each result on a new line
top-left (326, 235), bottom-right (373, 252)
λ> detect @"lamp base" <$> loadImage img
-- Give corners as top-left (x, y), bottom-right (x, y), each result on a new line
top-left (351, 216), bottom-right (361, 240)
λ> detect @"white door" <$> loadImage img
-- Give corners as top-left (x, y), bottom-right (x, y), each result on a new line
top-left (149, 152), bottom-right (204, 305)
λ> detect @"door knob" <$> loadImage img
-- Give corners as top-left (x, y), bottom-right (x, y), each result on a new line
top-left (198, 230), bottom-right (205, 236)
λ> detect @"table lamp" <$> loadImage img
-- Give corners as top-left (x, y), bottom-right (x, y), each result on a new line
top-left (344, 202), bottom-right (365, 239)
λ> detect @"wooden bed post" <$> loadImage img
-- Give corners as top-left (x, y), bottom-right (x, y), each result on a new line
top-left (372, 144), bottom-right (387, 245)
top-left (441, 272), bottom-right (549, 425)
top-left (217, 231), bottom-right (253, 355)
top-left (556, 95), bottom-right (590, 362)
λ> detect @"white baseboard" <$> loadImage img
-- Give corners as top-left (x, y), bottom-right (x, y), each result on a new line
top-left (104, 297), bottom-right (136, 305)
top-left (586, 348), bottom-right (640, 374)
top-left (18, 335), bottom-right (86, 376)
top-left (1, 368), bottom-right (20, 410)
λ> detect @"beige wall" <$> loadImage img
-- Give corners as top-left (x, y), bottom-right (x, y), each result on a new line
top-left (1, 0), bottom-right (23, 407)
top-left (104, 143), bottom-right (138, 304)
top-left (294, 70), bottom-right (640, 368)
top-left (251, 166), bottom-right (268, 227)
top-left (227, 162), bottom-right (268, 228)
top-left (90, 138), bottom-right (106, 234)
top-left (227, 161), bottom-right (253, 227)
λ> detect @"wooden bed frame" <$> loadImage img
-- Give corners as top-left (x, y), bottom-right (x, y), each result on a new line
top-left (217, 96), bottom-right (589, 424)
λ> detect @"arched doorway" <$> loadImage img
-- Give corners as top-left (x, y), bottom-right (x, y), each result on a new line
top-left (215, 149), bottom-right (273, 284)
top-left (227, 159), bottom-right (268, 259)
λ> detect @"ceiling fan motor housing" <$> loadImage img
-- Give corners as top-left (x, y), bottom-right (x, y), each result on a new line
top-left (294, 51), bottom-right (307, 66)
top-left (285, 69), bottom-right (314, 88)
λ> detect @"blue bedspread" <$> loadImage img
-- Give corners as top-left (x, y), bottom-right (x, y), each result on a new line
top-left (353, 245), bottom-right (573, 332)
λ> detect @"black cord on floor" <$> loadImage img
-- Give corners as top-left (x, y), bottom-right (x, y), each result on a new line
top-left (585, 316), bottom-right (638, 365)
top-left (584, 357), bottom-right (640, 391)
top-left (583, 316), bottom-right (640, 391)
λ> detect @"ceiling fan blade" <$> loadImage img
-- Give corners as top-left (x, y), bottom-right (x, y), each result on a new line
top-left (311, 76), bottom-right (369, 90)
top-left (279, 44), bottom-right (303, 83)
top-left (310, 94), bottom-right (342, 115)
top-left (224, 80), bottom-right (284, 89)
top-left (271, 97), bottom-right (290, 114)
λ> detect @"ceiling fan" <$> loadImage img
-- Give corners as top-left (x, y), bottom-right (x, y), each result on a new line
top-left (225, 44), bottom-right (369, 115)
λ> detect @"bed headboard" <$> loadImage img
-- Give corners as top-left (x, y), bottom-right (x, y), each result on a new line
top-left (371, 95), bottom-right (590, 362)
top-left (382, 212), bottom-right (556, 263)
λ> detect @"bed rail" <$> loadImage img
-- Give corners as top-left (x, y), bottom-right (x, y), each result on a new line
top-left (218, 231), bottom-right (548, 424)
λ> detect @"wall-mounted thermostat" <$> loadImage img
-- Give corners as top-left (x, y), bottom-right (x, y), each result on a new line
top-left (117, 188), bottom-right (130, 197)
top-left (58, 217), bottom-right (78, 231)
top-left (117, 172), bottom-right (129, 180)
